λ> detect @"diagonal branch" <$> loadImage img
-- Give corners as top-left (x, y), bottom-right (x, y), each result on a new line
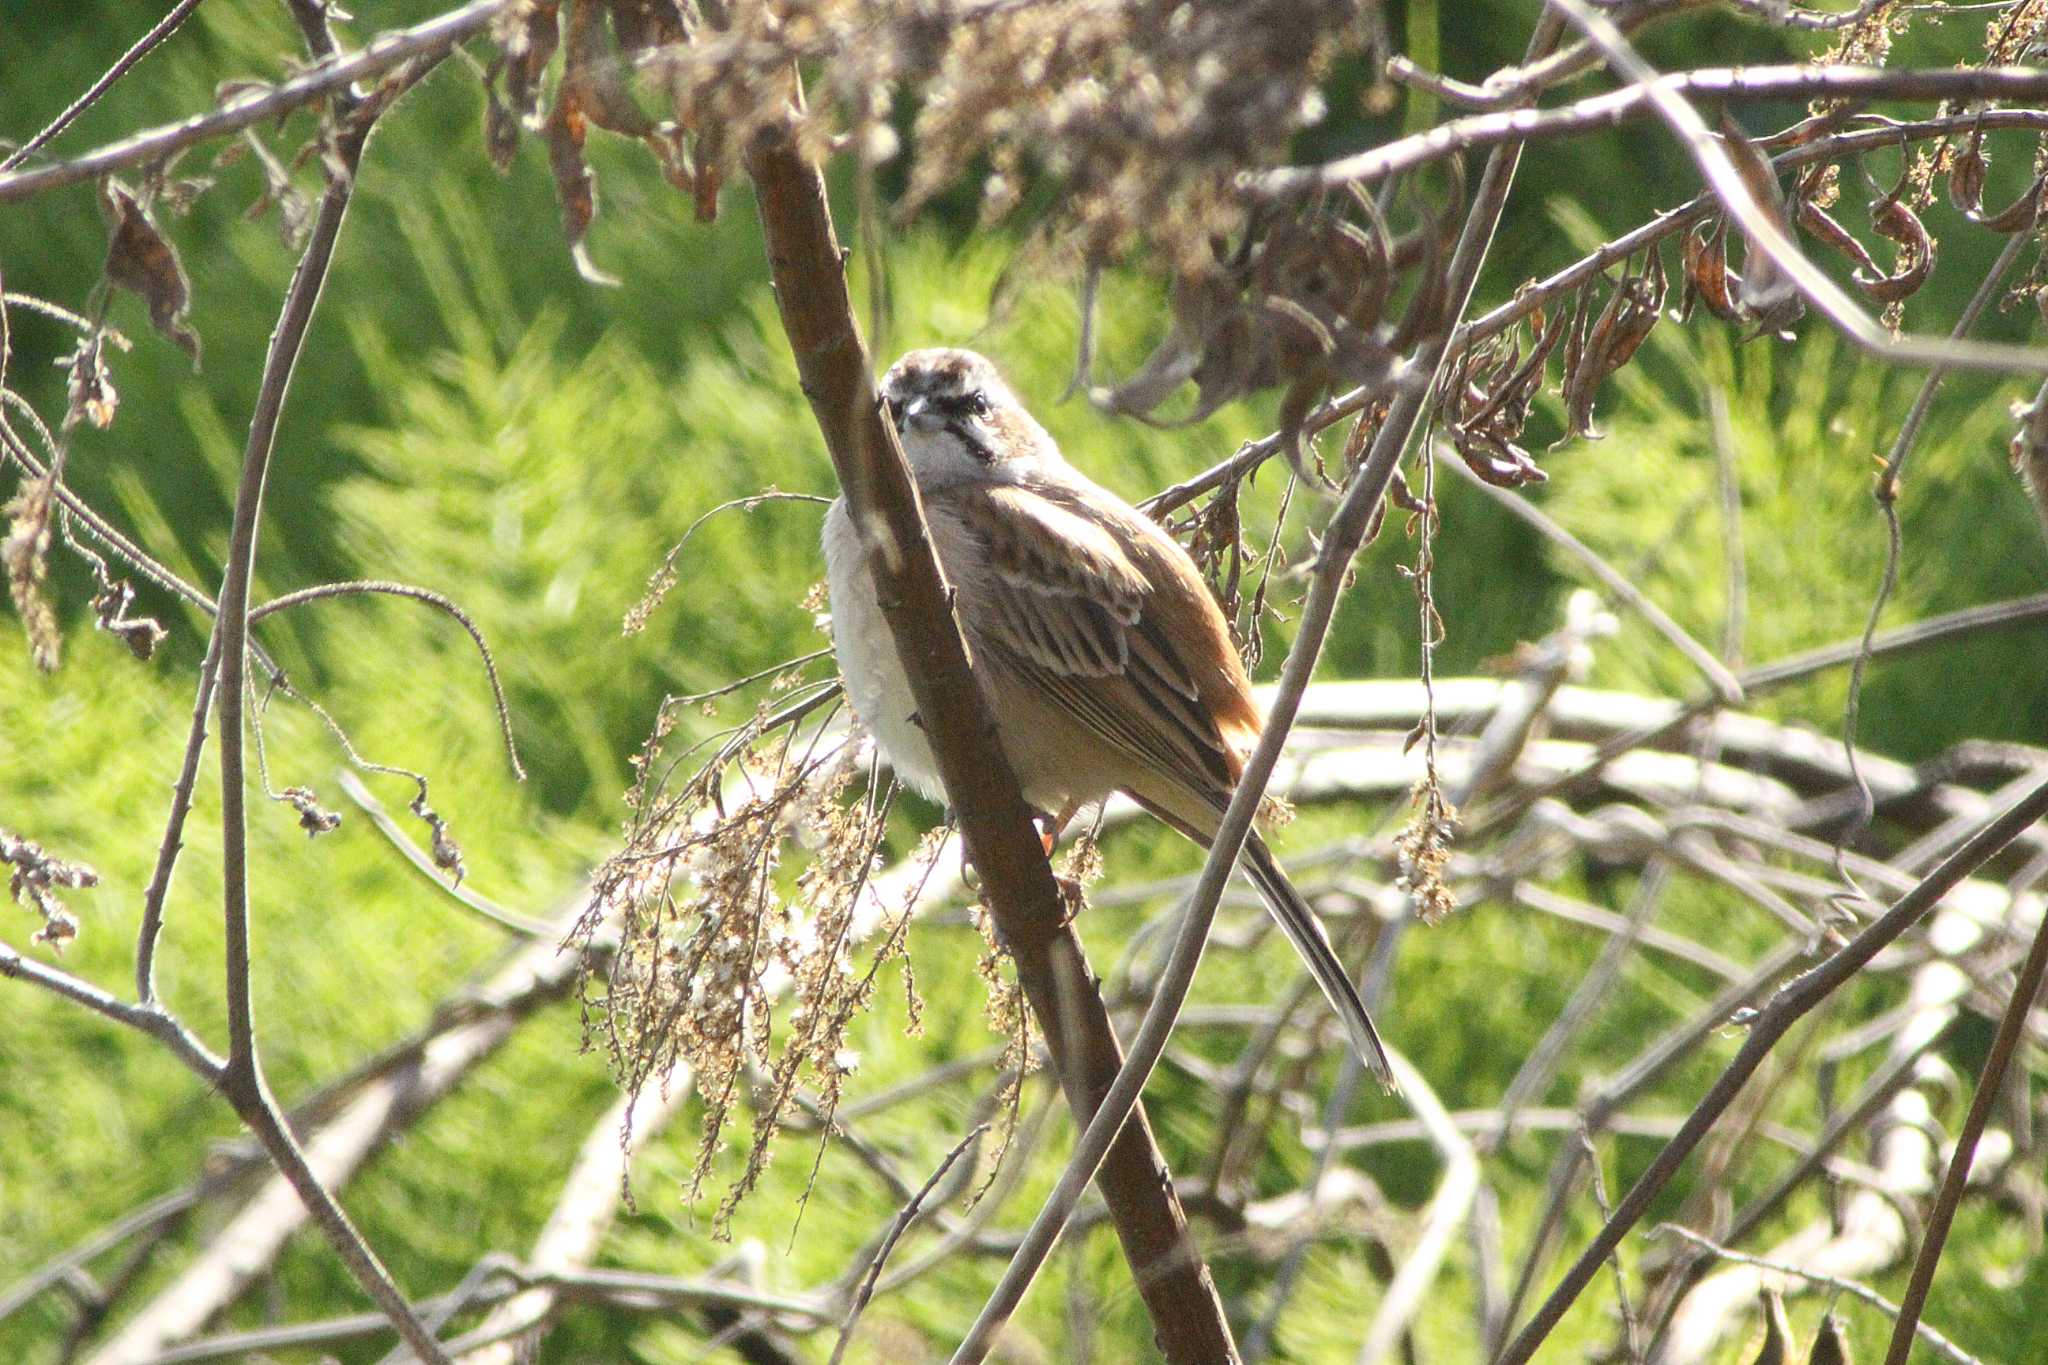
top-left (740, 108), bottom-right (1237, 1365)
top-left (952, 11), bottom-right (1573, 1358)
top-left (1549, 0), bottom-right (2048, 376)
top-left (1495, 772), bottom-right (2048, 1365)
top-left (0, 0), bottom-right (512, 204)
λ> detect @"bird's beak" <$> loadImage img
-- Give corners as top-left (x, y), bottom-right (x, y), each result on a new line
top-left (899, 395), bottom-right (931, 432)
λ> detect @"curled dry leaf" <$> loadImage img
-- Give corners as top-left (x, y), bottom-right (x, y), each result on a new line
top-left (495, 0), bottom-right (563, 127)
top-left (98, 181), bottom-right (200, 366)
top-left (280, 786), bottom-right (343, 837)
top-left (91, 575), bottom-right (167, 661)
top-left (1096, 208), bottom-right (1419, 435)
top-left (544, 90), bottom-right (620, 286)
top-left (1681, 218), bottom-right (1742, 323)
top-left (1855, 193), bottom-right (1934, 305)
top-left (1717, 114), bottom-right (1801, 330)
top-left (1441, 307), bottom-right (1559, 486)
top-left (1559, 247), bottom-right (1665, 442)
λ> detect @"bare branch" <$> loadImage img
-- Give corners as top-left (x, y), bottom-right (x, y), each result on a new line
top-left (1255, 65), bottom-right (2048, 200)
top-left (1496, 772), bottom-right (2048, 1364)
top-left (0, 0), bottom-right (513, 205)
top-left (0, 0), bottom-right (209, 173)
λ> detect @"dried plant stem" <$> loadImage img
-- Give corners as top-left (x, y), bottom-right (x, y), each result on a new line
top-left (741, 109), bottom-right (1234, 1364)
top-left (200, 99), bottom-right (450, 1364)
top-left (1881, 894), bottom-right (2048, 1365)
top-left (1495, 772), bottom-right (2048, 1365)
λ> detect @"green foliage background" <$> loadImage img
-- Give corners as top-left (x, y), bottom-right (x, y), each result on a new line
top-left (3, 3), bottom-right (2045, 1362)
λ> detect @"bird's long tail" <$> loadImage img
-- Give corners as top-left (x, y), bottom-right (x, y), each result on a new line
top-left (1240, 833), bottom-right (1397, 1091)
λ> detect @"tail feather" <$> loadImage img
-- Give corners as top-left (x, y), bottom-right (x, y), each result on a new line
top-left (1242, 833), bottom-right (1397, 1090)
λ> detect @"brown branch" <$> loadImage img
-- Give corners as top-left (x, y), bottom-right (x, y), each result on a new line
top-left (739, 109), bottom-right (1236, 1364)
top-left (198, 71), bottom-right (448, 1364)
top-left (83, 888), bottom-right (593, 1364)
top-left (1495, 772), bottom-right (2048, 1365)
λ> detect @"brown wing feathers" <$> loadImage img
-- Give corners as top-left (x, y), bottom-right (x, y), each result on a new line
top-left (957, 480), bottom-right (1259, 799)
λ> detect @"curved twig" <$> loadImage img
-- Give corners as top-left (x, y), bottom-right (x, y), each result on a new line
top-left (250, 579), bottom-right (525, 781)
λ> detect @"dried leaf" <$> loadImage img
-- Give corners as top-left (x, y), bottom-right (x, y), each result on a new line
top-left (1717, 114), bottom-right (1800, 329)
top-left (1949, 127), bottom-right (1988, 218)
top-left (1750, 1289), bottom-right (1791, 1365)
top-left (1806, 1312), bottom-right (1852, 1365)
top-left (1797, 200), bottom-right (1883, 278)
top-left (1972, 172), bottom-right (2046, 235)
top-left (91, 576), bottom-right (166, 661)
top-left (1683, 219), bottom-right (1743, 323)
top-left (494, 0), bottom-right (562, 126)
top-left (564, 0), bottom-right (654, 138)
top-left (2011, 385), bottom-right (2048, 544)
top-left (544, 92), bottom-right (621, 286)
top-left (1855, 195), bottom-right (1934, 305)
top-left (98, 180), bottom-right (200, 366)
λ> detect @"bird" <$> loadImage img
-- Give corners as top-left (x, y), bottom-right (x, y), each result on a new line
top-left (822, 346), bottom-right (1393, 1088)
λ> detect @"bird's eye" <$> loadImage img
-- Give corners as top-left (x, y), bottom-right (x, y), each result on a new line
top-left (964, 390), bottom-right (991, 419)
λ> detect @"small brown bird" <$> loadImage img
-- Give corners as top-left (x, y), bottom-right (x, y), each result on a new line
top-left (824, 347), bottom-right (1391, 1086)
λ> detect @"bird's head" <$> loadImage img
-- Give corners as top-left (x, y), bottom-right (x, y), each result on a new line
top-left (880, 348), bottom-right (1060, 490)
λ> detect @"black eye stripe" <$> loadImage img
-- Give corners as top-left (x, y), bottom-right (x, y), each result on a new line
top-left (944, 420), bottom-right (996, 463)
top-left (932, 390), bottom-right (989, 418)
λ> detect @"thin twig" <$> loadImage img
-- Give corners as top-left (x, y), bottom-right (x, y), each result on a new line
top-left (0, 0), bottom-right (514, 204)
top-left (0, 0), bottom-right (209, 172)
top-left (250, 578), bottom-right (524, 780)
top-left (1882, 892), bottom-right (2048, 1365)
top-left (829, 1123), bottom-right (988, 1365)
top-left (1254, 64), bottom-right (2048, 201)
top-left (1496, 773), bottom-right (2048, 1364)
top-left (1434, 445), bottom-right (1743, 702)
top-left (1659, 1225), bottom-right (1983, 1365)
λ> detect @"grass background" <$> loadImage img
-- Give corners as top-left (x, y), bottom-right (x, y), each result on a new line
top-left (3, 2), bottom-right (2046, 1360)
